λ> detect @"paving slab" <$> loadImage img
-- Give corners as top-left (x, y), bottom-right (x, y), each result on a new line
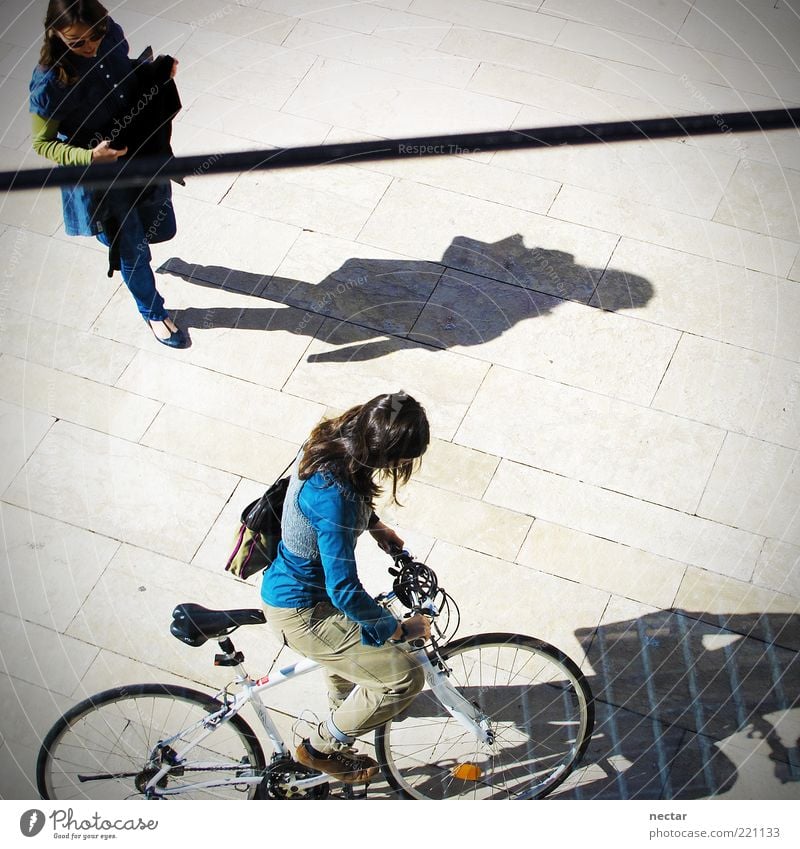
top-left (116, 350), bottom-right (325, 444)
top-left (541, 0), bottom-right (692, 41)
top-left (653, 334), bottom-right (800, 449)
top-left (0, 308), bottom-right (138, 384)
top-left (377, 480), bottom-right (532, 562)
top-left (676, 0), bottom-right (800, 70)
top-left (553, 20), bottom-right (800, 102)
top-left (550, 184), bottom-right (799, 277)
top-left (0, 400), bottom-right (54, 495)
top-left (281, 57), bottom-right (521, 139)
top-left (500, 135), bottom-right (739, 219)
top-left (0, 228), bottom-right (118, 330)
top-left (0, 355), bottom-right (161, 442)
top-left (715, 160), bottom-right (800, 243)
top-left (410, 0), bottom-right (565, 44)
top-left (3, 420), bottom-right (238, 562)
top-left (754, 540), bottom-right (800, 599)
top-left (458, 364), bottom-right (725, 513)
top-left (592, 238), bottom-right (800, 362)
top-left (519, 520), bottom-right (686, 610)
top-left (698, 434), bottom-right (800, 546)
top-left (0, 674), bottom-right (75, 799)
top-left (0, 502), bottom-right (119, 633)
top-left (485, 459), bottom-right (764, 580)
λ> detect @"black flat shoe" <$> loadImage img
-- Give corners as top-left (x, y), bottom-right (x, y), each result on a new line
top-left (147, 318), bottom-right (187, 349)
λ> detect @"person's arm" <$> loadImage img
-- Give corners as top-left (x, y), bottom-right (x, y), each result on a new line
top-left (31, 113), bottom-right (128, 165)
top-left (31, 113), bottom-right (92, 167)
top-left (368, 514), bottom-right (405, 553)
top-left (306, 484), bottom-right (399, 646)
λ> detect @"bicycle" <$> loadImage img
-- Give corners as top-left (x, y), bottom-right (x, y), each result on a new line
top-left (37, 550), bottom-right (594, 800)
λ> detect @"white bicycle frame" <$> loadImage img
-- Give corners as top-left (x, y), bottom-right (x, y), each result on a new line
top-left (145, 602), bottom-right (493, 796)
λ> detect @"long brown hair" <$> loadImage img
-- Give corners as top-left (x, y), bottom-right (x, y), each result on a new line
top-left (300, 392), bottom-right (430, 504)
top-left (38, 0), bottom-right (109, 85)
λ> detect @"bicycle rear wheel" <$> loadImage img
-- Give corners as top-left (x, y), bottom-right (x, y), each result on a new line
top-left (37, 683), bottom-right (266, 800)
top-left (376, 633), bottom-right (594, 800)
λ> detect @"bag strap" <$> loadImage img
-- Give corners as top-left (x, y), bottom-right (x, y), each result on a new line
top-left (274, 450), bottom-right (299, 485)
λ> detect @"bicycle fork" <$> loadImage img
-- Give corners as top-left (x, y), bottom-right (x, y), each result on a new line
top-left (412, 648), bottom-right (495, 746)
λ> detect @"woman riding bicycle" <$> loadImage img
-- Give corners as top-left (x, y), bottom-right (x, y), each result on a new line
top-left (261, 392), bottom-right (431, 784)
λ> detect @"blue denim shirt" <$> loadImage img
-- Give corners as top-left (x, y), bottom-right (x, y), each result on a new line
top-left (261, 472), bottom-right (399, 647)
top-left (29, 19), bottom-right (144, 236)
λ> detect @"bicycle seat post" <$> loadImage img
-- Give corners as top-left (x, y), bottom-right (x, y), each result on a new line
top-left (215, 637), bottom-right (245, 669)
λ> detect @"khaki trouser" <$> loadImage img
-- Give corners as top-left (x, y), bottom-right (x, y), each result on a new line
top-left (263, 601), bottom-right (425, 752)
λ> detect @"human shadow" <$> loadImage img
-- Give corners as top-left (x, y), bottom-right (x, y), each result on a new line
top-left (158, 234), bottom-right (654, 362)
top-left (559, 609), bottom-right (800, 799)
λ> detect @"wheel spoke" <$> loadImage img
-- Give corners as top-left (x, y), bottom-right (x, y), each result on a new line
top-left (377, 635), bottom-right (593, 800)
top-left (38, 685), bottom-right (265, 801)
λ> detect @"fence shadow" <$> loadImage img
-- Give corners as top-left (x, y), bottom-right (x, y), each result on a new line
top-left (159, 234), bottom-right (653, 361)
top-left (556, 609), bottom-right (800, 799)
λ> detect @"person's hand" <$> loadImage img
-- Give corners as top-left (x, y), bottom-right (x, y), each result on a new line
top-left (171, 58), bottom-right (178, 78)
top-left (91, 140), bottom-right (127, 162)
top-left (391, 614), bottom-right (431, 643)
top-left (369, 520), bottom-right (404, 554)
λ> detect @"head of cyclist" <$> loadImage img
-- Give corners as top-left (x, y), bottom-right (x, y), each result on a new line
top-left (299, 391), bottom-right (430, 504)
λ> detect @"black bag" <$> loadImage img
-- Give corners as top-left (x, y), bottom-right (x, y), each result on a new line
top-left (225, 476), bottom-right (289, 581)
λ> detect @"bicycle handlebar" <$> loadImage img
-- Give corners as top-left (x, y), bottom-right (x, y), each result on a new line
top-left (386, 550), bottom-right (440, 611)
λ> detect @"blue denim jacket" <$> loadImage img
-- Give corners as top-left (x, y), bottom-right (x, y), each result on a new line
top-left (261, 471), bottom-right (399, 647)
top-left (29, 19), bottom-right (160, 236)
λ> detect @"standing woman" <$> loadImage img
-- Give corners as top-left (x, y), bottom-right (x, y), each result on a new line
top-left (29, 0), bottom-right (186, 348)
top-left (262, 392), bottom-right (431, 784)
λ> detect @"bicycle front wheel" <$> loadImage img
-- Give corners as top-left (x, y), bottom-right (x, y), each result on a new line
top-left (376, 633), bottom-right (594, 800)
top-left (37, 683), bottom-right (266, 800)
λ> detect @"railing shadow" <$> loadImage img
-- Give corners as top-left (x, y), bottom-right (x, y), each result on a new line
top-left (559, 609), bottom-right (800, 799)
top-left (159, 234), bottom-right (654, 361)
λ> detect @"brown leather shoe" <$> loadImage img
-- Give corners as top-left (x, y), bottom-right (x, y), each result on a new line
top-left (295, 739), bottom-right (379, 784)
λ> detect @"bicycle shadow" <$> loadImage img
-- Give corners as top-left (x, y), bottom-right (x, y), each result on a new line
top-left (392, 609), bottom-right (799, 799)
top-left (158, 234), bottom-right (654, 362)
top-left (562, 608), bottom-right (799, 799)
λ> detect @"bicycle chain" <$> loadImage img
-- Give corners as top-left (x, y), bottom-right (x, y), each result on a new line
top-left (260, 756), bottom-right (330, 799)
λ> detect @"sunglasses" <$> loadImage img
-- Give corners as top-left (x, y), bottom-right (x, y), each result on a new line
top-left (58, 21), bottom-right (108, 50)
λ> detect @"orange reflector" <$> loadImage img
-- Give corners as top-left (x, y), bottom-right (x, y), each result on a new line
top-left (452, 762), bottom-right (482, 781)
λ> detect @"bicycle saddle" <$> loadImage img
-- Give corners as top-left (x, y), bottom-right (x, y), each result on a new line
top-left (171, 603), bottom-right (266, 647)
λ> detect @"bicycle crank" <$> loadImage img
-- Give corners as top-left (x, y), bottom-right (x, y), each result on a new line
top-left (260, 756), bottom-right (330, 799)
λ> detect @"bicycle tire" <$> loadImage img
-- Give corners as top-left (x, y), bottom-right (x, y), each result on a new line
top-left (37, 683), bottom-right (267, 800)
top-left (375, 633), bottom-right (594, 800)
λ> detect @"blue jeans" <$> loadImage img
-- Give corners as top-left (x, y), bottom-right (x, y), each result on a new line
top-left (96, 186), bottom-right (177, 322)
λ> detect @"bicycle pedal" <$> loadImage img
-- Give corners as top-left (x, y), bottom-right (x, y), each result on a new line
top-left (341, 782), bottom-right (369, 800)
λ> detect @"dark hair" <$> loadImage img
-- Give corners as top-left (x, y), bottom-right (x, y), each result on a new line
top-left (39, 0), bottom-right (109, 85)
top-left (300, 392), bottom-right (430, 504)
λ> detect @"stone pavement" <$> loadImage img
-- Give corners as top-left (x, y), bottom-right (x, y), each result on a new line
top-left (0, 0), bottom-right (799, 800)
